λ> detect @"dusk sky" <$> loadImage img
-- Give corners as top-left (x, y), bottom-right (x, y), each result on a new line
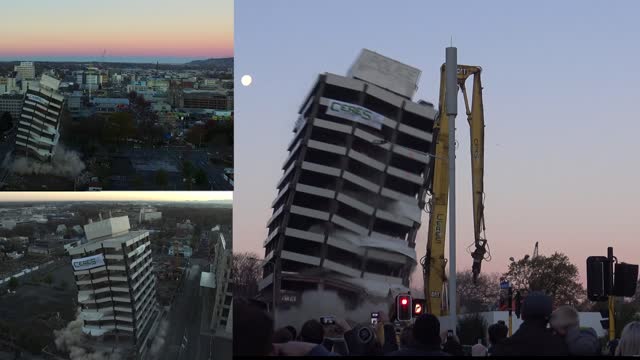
top-left (0, 191), bottom-right (232, 203)
top-left (235, 0), bottom-right (640, 285)
top-left (0, 0), bottom-right (233, 62)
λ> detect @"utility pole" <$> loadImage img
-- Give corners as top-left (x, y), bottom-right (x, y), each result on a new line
top-left (608, 247), bottom-right (616, 341)
top-left (445, 46), bottom-right (458, 334)
top-left (507, 285), bottom-right (513, 336)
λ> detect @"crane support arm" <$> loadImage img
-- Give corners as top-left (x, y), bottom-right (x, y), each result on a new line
top-left (423, 64), bottom-right (489, 316)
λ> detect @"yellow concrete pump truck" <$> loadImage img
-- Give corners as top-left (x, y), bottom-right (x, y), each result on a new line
top-left (421, 64), bottom-right (489, 316)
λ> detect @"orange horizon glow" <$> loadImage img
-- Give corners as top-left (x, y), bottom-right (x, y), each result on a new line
top-left (1, 0), bottom-right (233, 59)
top-left (0, 191), bottom-right (232, 203)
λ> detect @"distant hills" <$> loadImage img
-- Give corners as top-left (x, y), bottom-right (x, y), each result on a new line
top-left (0, 57), bottom-right (234, 72)
top-left (184, 58), bottom-right (233, 67)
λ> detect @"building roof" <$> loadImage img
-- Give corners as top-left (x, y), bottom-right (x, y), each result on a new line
top-left (69, 230), bottom-right (148, 255)
top-left (200, 271), bottom-right (216, 289)
top-left (92, 98), bottom-right (130, 105)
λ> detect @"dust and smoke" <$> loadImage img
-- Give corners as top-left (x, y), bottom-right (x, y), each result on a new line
top-left (1, 152), bottom-right (10, 170)
top-left (11, 144), bottom-right (86, 178)
top-left (53, 311), bottom-right (125, 360)
top-left (149, 320), bottom-right (170, 357)
top-left (276, 290), bottom-right (390, 329)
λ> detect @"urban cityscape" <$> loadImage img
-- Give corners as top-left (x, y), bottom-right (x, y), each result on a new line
top-left (0, 59), bottom-right (234, 191)
top-left (0, 194), bottom-right (232, 359)
top-left (233, 0), bottom-right (640, 357)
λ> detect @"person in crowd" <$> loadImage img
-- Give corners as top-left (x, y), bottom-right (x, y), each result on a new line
top-left (285, 325), bottom-right (298, 340)
top-left (372, 310), bottom-right (399, 354)
top-left (322, 318), bottom-right (351, 355)
top-left (609, 338), bottom-right (620, 356)
top-left (344, 323), bottom-right (384, 356)
top-left (234, 299), bottom-right (338, 357)
top-left (299, 319), bottom-right (325, 344)
top-left (273, 327), bottom-right (294, 344)
top-left (487, 321), bottom-right (508, 356)
top-left (386, 314), bottom-right (450, 356)
top-left (399, 325), bottom-right (416, 350)
top-left (441, 332), bottom-right (464, 356)
top-left (272, 341), bottom-right (339, 356)
top-left (471, 340), bottom-right (488, 357)
top-left (493, 291), bottom-right (569, 356)
top-left (233, 298), bottom-right (276, 356)
top-left (615, 321), bottom-right (640, 356)
top-left (550, 305), bottom-right (600, 356)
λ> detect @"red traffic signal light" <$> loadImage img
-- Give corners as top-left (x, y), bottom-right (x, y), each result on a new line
top-left (397, 295), bottom-right (412, 321)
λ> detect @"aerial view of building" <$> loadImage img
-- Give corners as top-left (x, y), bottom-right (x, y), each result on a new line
top-left (14, 74), bottom-right (65, 161)
top-left (69, 215), bottom-right (159, 357)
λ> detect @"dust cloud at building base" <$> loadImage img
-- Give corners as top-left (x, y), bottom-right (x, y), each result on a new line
top-left (11, 144), bottom-right (86, 178)
top-left (53, 311), bottom-right (126, 360)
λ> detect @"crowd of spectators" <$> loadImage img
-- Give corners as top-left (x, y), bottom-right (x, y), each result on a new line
top-left (234, 292), bottom-right (640, 356)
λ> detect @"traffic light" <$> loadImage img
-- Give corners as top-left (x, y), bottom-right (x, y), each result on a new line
top-left (613, 263), bottom-right (639, 297)
top-left (587, 256), bottom-right (611, 301)
top-left (412, 299), bottom-right (425, 317)
top-left (397, 295), bottom-right (412, 321)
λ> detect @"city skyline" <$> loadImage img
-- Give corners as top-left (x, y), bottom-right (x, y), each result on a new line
top-left (235, 0), bottom-right (640, 285)
top-left (0, 191), bottom-right (232, 203)
top-left (0, 0), bottom-right (233, 60)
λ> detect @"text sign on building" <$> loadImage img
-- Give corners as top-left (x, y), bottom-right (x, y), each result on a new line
top-left (26, 94), bottom-right (47, 105)
top-left (72, 254), bottom-right (105, 271)
top-left (325, 99), bottom-right (384, 130)
top-left (280, 290), bottom-right (300, 305)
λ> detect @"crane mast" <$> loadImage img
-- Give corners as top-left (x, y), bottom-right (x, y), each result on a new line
top-left (422, 64), bottom-right (488, 316)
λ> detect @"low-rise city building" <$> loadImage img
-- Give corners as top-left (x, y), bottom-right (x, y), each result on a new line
top-left (0, 94), bottom-right (23, 120)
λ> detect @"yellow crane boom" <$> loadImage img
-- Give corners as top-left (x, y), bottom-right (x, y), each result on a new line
top-left (422, 64), bottom-right (488, 316)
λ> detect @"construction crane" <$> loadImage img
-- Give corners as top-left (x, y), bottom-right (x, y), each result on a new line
top-left (421, 64), bottom-right (488, 316)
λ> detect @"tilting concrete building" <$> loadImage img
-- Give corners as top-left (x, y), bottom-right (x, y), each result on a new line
top-left (261, 49), bottom-right (436, 308)
top-left (15, 74), bottom-right (64, 161)
top-left (69, 215), bottom-right (160, 358)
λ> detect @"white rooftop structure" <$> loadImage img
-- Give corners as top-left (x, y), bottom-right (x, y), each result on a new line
top-left (200, 271), bottom-right (216, 289)
top-left (83, 215), bottom-right (130, 242)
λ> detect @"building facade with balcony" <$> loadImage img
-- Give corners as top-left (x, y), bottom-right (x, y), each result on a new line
top-left (69, 216), bottom-right (159, 356)
top-left (15, 74), bottom-right (65, 161)
top-left (261, 50), bottom-right (436, 309)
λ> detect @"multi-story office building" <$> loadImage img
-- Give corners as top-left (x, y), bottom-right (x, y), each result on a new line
top-left (13, 62), bottom-right (36, 80)
top-left (0, 76), bottom-right (20, 95)
top-left (92, 98), bottom-right (129, 113)
top-left (69, 215), bottom-right (159, 357)
top-left (138, 208), bottom-right (162, 223)
top-left (261, 50), bottom-right (436, 308)
top-left (171, 88), bottom-right (231, 110)
top-left (15, 74), bottom-right (65, 161)
top-left (0, 94), bottom-right (23, 121)
top-left (73, 68), bottom-right (100, 91)
top-left (200, 226), bottom-right (232, 340)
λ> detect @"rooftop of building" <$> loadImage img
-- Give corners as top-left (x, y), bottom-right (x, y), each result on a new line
top-left (182, 88), bottom-right (228, 96)
top-left (200, 271), bottom-right (216, 289)
top-left (91, 97), bottom-right (130, 105)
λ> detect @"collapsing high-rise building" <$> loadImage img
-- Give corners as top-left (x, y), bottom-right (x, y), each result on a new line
top-left (261, 49), bottom-right (437, 309)
top-left (69, 215), bottom-right (160, 359)
top-left (15, 73), bottom-right (64, 161)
